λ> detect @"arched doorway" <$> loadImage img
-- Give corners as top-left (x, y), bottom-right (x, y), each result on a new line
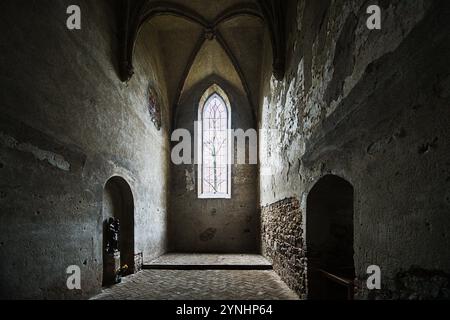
top-left (102, 177), bottom-right (135, 285)
top-left (306, 175), bottom-right (355, 300)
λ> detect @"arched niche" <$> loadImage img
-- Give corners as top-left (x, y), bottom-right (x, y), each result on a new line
top-left (306, 174), bottom-right (355, 300)
top-left (102, 176), bottom-right (135, 285)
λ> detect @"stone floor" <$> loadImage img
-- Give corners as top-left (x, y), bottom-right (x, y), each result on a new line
top-left (93, 269), bottom-right (299, 300)
top-left (146, 254), bottom-right (272, 267)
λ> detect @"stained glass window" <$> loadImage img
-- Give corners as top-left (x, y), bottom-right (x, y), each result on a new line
top-left (199, 92), bottom-right (231, 198)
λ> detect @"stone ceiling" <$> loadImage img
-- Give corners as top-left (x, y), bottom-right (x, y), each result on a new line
top-left (121, 0), bottom-right (287, 123)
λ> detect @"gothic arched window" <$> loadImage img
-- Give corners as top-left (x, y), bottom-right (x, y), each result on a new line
top-left (198, 86), bottom-right (231, 199)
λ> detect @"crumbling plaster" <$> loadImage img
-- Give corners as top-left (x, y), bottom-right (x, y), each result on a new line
top-left (259, 0), bottom-right (450, 299)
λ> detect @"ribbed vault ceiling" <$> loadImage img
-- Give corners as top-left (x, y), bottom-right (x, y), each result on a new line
top-left (137, 0), bottom-right (267, 118)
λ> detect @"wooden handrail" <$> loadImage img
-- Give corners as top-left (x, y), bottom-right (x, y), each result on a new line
top-left (315, 268), bottom-right (355, 300)
top-left (317, 269), bottom-right (353, 287)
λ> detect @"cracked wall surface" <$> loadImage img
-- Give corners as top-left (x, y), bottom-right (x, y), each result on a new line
top-left (0, 0), bottom-right (170, 299)
top-left (259, 0), bottom-right (450, 299)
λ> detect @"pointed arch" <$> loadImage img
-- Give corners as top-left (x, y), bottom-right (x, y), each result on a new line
top-left (198, 84), bottom-right (232, 199)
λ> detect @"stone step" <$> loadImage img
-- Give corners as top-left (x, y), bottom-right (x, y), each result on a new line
top-left (144, 254), bottom-right (273, 270)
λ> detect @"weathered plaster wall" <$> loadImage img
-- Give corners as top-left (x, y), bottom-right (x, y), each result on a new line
top-left (0, 0), bottom-right (170, 299)
top-left (170, 77), bottom-right (259, 253)
top-left (260, 0), bottom-right (450, 299)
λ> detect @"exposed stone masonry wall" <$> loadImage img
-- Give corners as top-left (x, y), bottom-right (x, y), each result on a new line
top-left (261, 198), bottom-right (306, 298)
